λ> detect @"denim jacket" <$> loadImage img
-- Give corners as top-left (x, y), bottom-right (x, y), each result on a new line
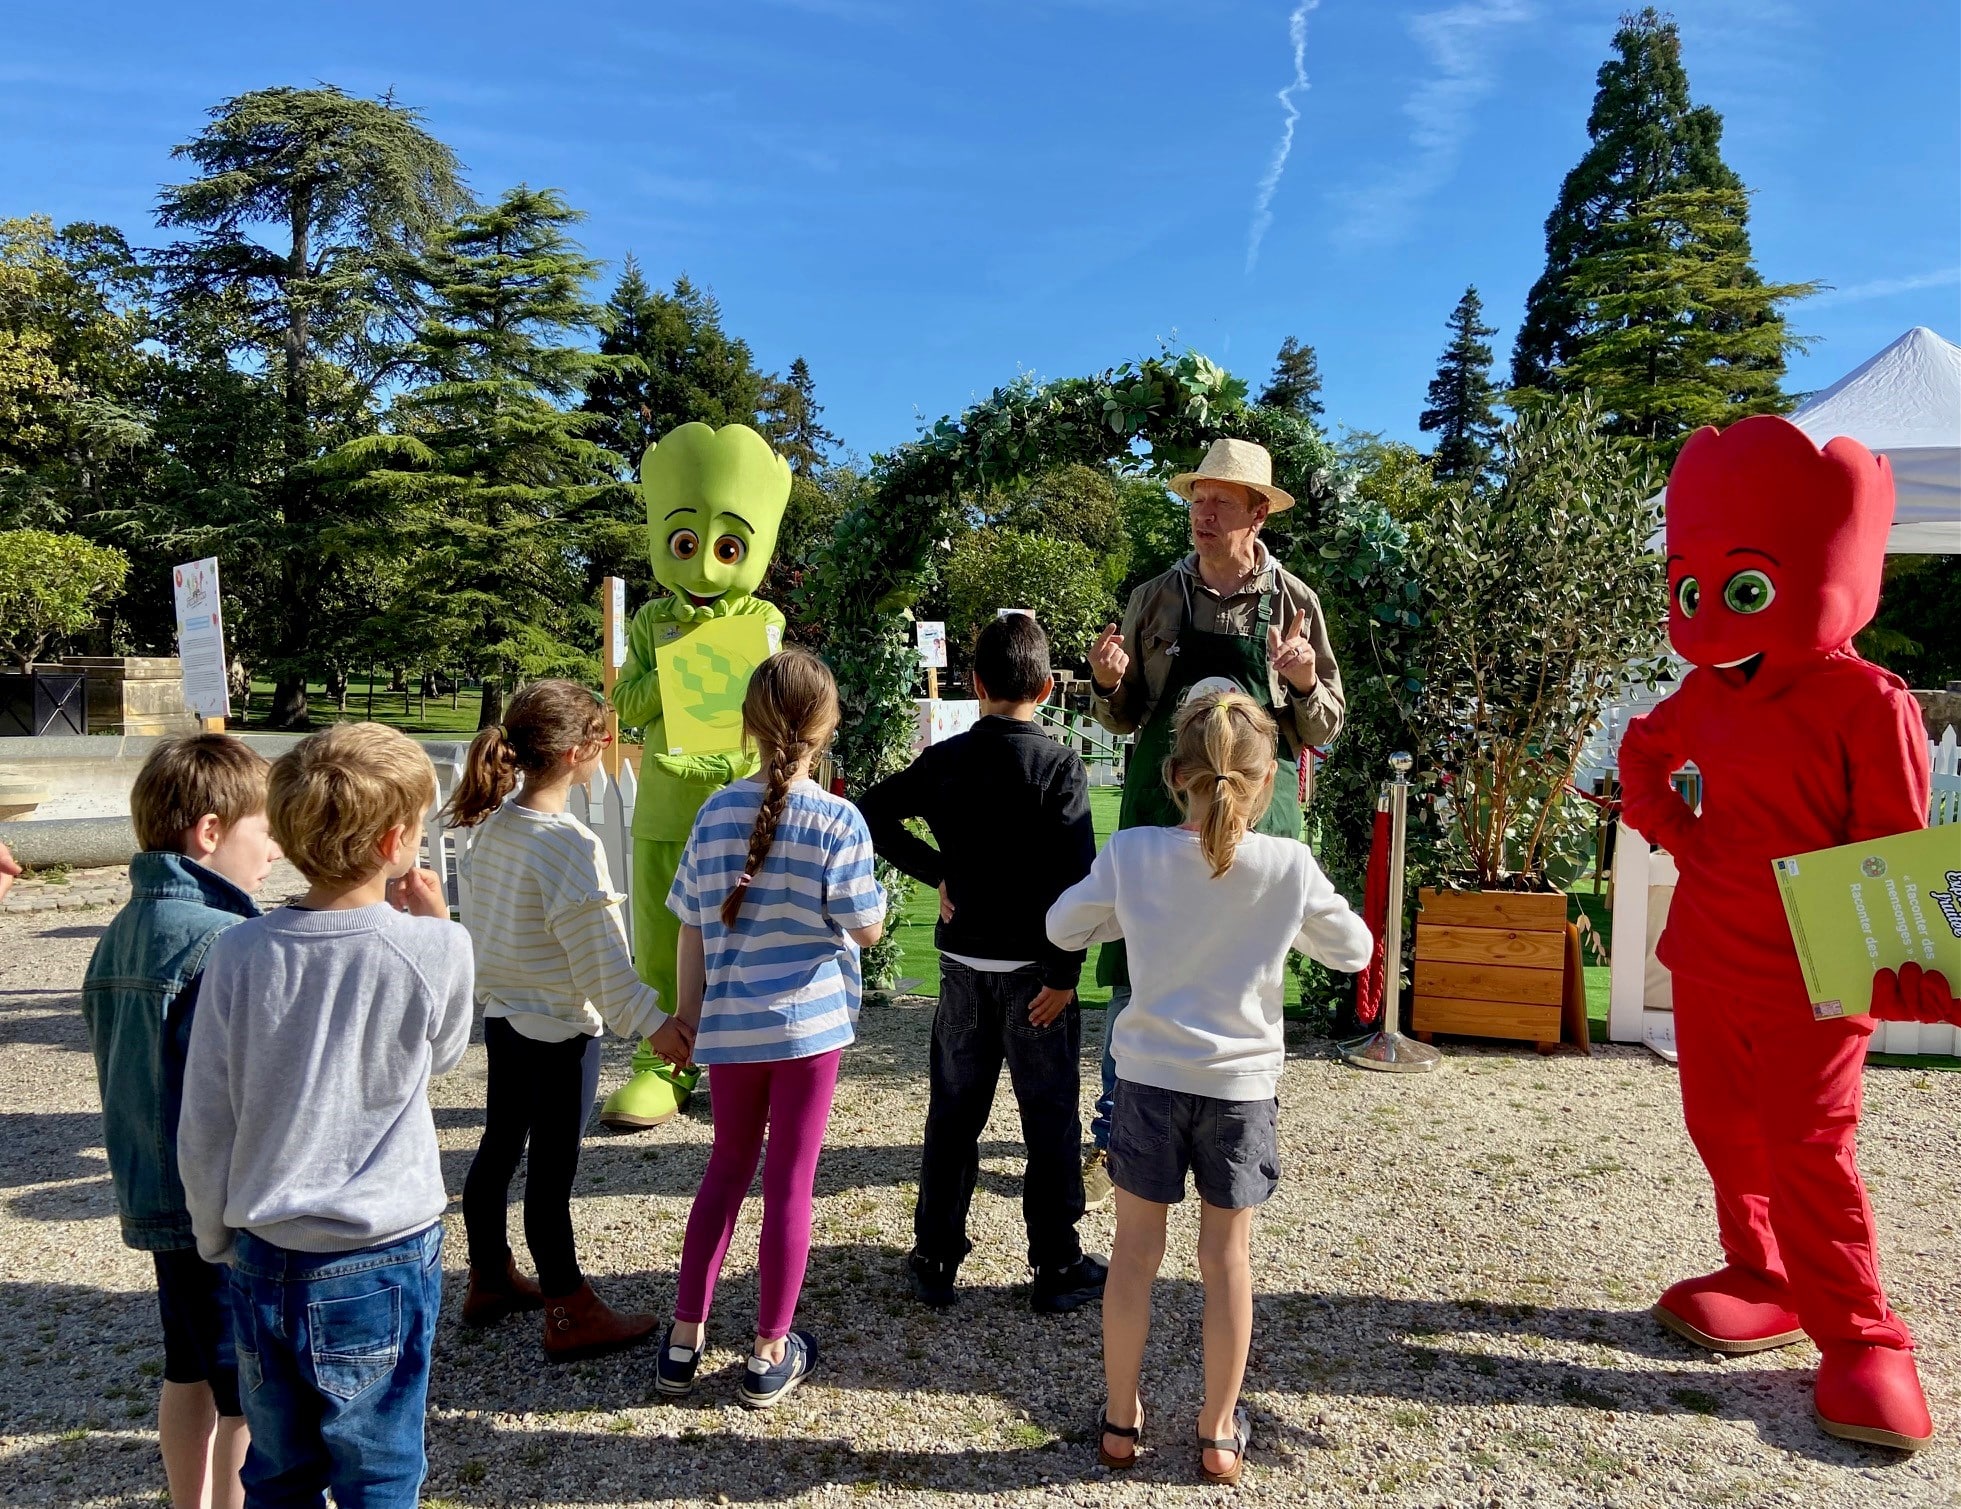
top-left (82, 852), bottom-right (258, 1251)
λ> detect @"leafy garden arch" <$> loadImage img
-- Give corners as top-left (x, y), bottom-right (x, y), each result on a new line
top-left (801, 351), bottom-right (1428, 911)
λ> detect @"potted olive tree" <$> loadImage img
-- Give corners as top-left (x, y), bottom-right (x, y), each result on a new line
top-left (1408, 395), bottom-right (1666, 1047)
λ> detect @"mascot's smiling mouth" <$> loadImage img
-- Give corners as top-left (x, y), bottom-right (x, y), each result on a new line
top-left (1713, 652), bottom-right (1764, 688)
top-left (685, 590), bottom-right (725, 608)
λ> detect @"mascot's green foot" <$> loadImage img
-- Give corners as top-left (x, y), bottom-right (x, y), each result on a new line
top-left (599, 1065), bottom-right (700, 1132)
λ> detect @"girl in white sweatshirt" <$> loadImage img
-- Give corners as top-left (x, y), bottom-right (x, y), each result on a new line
top-left (1047, 690), bottom-right (1371, 1487)
top-left (448, 680), bottom-right (672, 1362)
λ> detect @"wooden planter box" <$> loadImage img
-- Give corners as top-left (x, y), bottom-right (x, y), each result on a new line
top-left (1412, 888), bottom-right (1586, 1053)
top-left (59, 656), bottom-right (196, 735)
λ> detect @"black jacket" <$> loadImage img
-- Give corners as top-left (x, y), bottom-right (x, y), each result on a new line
top-left (858, 715), bottom-right (1096, 990)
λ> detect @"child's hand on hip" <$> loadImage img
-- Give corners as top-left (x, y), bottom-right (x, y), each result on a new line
top-left (1027, 986), bottom-right (1074, 1027)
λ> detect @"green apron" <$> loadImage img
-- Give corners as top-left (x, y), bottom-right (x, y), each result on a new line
top-left (1097, 576), bottom-right (1304, 989)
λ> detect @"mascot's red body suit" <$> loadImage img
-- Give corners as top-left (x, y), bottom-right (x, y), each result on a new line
top-left (1620, 415), bottom-right (1946, 1452)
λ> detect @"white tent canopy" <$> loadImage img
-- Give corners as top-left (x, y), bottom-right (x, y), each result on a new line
top-left (1787, 326), bottom-right (1961, 554)
top-left (1649, 327), bottom-right (1961, 555)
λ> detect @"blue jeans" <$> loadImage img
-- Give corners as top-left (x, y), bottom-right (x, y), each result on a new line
top-left (229, 1224), bottom-right (444, 1509)
top-left (1090, 984), bottom-right (1131, 1151)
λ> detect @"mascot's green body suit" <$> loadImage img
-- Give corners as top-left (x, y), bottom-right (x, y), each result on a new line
top-left (599, 422), bottom-right (789, 1130)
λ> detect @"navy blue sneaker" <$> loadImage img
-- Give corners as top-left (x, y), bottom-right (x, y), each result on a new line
top-left (654, 1324), bottom-right (703, 1398)
top-left (740, 1330), bottom-right (816, 1409)
top-left (907, 1251), bottom-right (959, 1308)
top-left (1032, 1253), bottom-right (1108, 1314)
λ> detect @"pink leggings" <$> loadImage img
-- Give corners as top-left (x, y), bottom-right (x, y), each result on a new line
top-left (674, 1048), bottom-right (842, 1341)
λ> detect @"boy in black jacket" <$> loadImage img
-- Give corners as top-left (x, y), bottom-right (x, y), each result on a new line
top-left (860, 614), bottom-right (1105, 1313)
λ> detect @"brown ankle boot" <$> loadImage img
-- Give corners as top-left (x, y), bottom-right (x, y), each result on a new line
top-left (461, 1253), bottom-right (545, 1328)
top-left (541, 1282), bottom-right (659, 1363)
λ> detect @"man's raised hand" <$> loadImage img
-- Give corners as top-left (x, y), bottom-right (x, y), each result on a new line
top-left (1089, 623), bottom-right (1129, 692)
top-left (1267, 609), bottom-right (1318, 692)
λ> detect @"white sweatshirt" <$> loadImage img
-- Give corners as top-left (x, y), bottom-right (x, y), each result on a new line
top-left (459, 800), bottom-right (665, 1044)
top-left (1047, 827), bottom-right (1373, 1102)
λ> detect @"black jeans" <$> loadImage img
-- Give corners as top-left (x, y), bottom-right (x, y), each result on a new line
top-left (915, 959), bottom-right (1086, 1270)
top-left (462, 1016), bottom-right (591, 1297)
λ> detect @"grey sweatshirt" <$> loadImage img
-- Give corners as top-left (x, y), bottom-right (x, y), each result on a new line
top-left (179, 902), bottom-right (474, 1263)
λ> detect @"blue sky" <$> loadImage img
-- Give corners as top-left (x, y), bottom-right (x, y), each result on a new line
top-left (4, 1), bottom-right (1956, 462)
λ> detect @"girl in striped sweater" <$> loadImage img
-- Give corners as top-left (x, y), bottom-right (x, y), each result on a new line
top-left (448, 680), bottom-right (675, 1361)
top-left (657, 648), bottom-right (887, 1407)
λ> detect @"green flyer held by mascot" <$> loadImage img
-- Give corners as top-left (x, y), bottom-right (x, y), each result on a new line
top-left (601, 421), bottom-right (789, 1131)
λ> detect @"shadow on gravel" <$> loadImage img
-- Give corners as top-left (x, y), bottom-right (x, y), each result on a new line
top-left (422, 1254), bottom-right (1892, 1473)
top-left (0, 1110), bottom-right (106, 1187)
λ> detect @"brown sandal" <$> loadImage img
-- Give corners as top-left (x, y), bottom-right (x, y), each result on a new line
top-left (1198, 1407), bottom-right (1251, 1486)
top-left (1097, 1411), bottom-right (1142, 1470)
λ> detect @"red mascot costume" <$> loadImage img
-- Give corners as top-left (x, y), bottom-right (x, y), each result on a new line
top-left (1620, 414), bottom-right (1955, 1453)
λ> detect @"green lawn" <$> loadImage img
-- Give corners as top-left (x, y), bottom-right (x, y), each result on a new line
top-left (236, 676), bottom-right (489, 738)
top-left (891, 789), bottom-right (1619, 1036)
top-left (889, 786), bottom-right (1309, 1011)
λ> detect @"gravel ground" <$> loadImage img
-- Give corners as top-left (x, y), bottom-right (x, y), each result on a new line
top-left (2, 887), bottom-right (1958, 1509)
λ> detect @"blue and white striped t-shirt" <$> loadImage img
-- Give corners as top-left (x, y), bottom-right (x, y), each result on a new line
top-left (668, 777), bottom-right (887, 1064)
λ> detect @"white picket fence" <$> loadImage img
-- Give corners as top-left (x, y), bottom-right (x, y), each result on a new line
top-left (1608, 727), bottom-right (1961, 1062)
top-left (420, 756), bottom-right (643, 953)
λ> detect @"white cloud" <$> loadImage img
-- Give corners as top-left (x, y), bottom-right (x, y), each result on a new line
top-left (1245, 1), bottom-right (1320, 275)
top-left (1329, 0), bottom-right (1531, 252)
top-left (1813, 267), bottom-right (1961, 307)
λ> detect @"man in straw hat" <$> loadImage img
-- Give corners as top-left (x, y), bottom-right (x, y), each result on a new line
top-left (1078, 436), bottom-right (1344, 1206)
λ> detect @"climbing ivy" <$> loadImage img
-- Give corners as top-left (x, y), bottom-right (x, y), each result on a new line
top-left (800, 350), bottom-right (1428, 1001)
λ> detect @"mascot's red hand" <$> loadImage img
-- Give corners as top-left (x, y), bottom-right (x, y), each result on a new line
top-left (1869, 962), bottom-right (1961, 1026)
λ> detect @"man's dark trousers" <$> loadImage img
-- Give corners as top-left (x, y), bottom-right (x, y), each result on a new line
top-left (915, 959), bottom-right (1086, 1271)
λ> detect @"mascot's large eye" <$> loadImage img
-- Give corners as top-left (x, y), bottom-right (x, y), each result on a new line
top-left (668, 529), bottom-right (700, 561)
top-left (1675, 577), bottom-right (1700, 618)
top-left (1723, 569), bottom-right (1775, 615)
top-left (713, 534), bottom-right (746, 565)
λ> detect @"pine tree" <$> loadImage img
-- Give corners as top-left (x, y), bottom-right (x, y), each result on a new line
top-left (1258, 336), bottom-right (1324, 418)
top-left (154, 86), bottom-right (466, 726)
top-left (1418, 286), bottom-right (1501, 482)
top-left (1510, 7), bottom-right (1807, 440)
top-left (1556, 188), bottom-right (1816, 449)
top-left (326, 185), bottom-right (623, 724)
top-left (760, 356), bottom-right (839, 477)
top-left (582, 262), bottom-right (766, 468)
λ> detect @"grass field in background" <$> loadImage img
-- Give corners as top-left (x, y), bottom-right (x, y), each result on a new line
top-left (236, 677), bottom-right (488, 737)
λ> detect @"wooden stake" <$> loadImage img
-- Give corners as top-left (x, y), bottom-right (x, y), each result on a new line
top-left (926, 664), bottom-right (939, 701)
top-left (601, 576), bottom-right (625, 777)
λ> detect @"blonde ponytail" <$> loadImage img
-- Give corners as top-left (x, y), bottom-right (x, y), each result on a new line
top-left (1165, 691), bottom-right (1277, 877)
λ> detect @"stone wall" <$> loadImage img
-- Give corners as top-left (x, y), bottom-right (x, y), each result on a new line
top-left (1914, 686), bottom-right (1961, 740)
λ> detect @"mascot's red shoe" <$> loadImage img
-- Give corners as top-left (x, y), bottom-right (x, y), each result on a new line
top-left (1654, 1268), bottom-right (1805, 1355)
top-left (1815, 1344), bottom-right (1935, 1451)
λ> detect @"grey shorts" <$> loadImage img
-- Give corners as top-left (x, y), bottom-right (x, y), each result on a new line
top-left (1108, 1079), bottom-right (1280, 1209)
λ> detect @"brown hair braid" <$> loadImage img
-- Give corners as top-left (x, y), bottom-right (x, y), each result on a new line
top-left (1165, 690), bottom-right (1278, 877)
top-left (442, 679), bottom-right (608, 828)
top-left (720, 648), bottom-right (840, 928)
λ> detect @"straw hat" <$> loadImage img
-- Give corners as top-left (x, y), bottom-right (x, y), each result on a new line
top-left (1168, 437), bottom-right (1294, 513)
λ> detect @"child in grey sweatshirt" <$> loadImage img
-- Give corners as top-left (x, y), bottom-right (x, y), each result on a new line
top-left (178, 723), bottom-right (473, 1506)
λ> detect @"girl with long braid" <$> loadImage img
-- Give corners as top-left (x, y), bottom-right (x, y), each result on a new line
top-left (655, 648), bottom-right (886, 1407)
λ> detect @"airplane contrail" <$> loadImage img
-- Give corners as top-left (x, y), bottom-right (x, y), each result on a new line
top-left (1246, 0), bottom-right (1319, 275)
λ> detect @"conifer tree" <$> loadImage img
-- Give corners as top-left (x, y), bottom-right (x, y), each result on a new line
top-left (326, 185), bottom-right (623, 723)
top-left (1258, 336), bottom-right (1324, 418)
top-left (1510, 8), bottom-right (1809, 449)
top-left (582, 263), bottom-right (766, 467)
top-left (1418, 286), bottom-right (1501, 482)
top-left (760, 356), bottom-right (839, 477)
top-left (155, 86), bottom-right (466, 726)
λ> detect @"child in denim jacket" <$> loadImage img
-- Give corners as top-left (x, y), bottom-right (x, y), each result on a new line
top-left (82, 735), bottom-right (281, 1509)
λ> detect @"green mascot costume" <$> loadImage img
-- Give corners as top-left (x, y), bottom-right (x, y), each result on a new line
top-left (599, 422), bottom-right (789, 1130)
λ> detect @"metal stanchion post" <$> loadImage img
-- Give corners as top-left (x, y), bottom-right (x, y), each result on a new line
top-left (1342, 751), bottom-right (1442, 1073)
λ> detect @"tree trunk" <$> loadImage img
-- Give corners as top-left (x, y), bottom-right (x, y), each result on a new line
top-left (327, 666), bottom-right (348, 711)
top-left (388, 665), bottom-right (406, 693)
top-left (270, 676), bottom-right (310, 730)
top-left (479, 679), bottom-right (504, 729)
